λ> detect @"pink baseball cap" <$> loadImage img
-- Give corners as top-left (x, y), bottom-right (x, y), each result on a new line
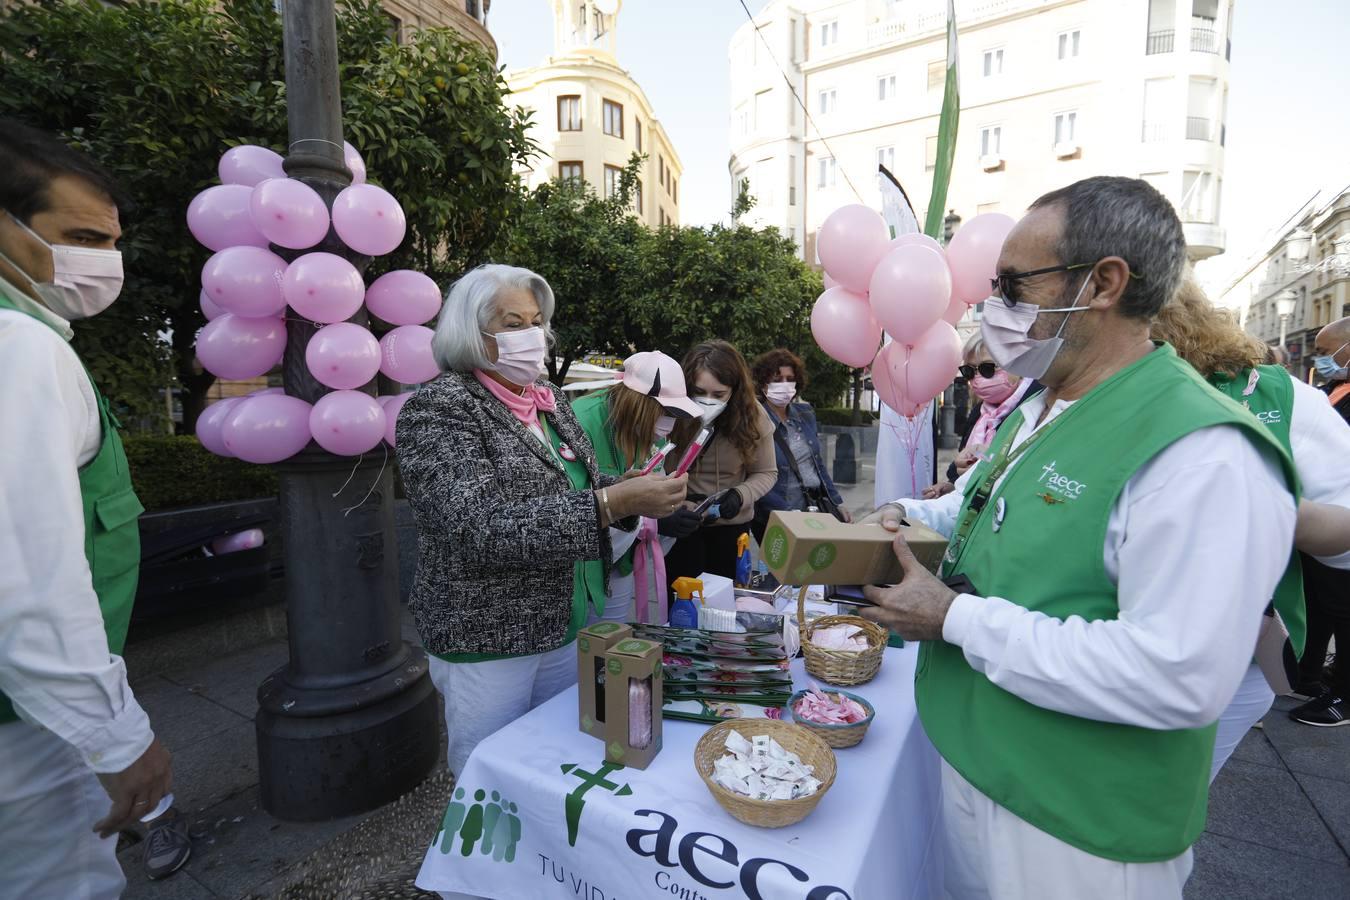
top-left (620, 351), bottom-right (701, 418)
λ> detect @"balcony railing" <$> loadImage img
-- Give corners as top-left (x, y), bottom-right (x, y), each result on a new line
top-left (1186, 117), bottom-right (1213, 141)
top-left (1146, 29), bottom-right (1175, 54)
top-left (1141, 121), bottom-right (1168, 143)
top-left (867, 0), bottom-right (1054, 46)
top-left (1191, 27), bottom-right (1219, 54)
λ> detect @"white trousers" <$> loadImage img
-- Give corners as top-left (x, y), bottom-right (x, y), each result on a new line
top-left (428, 641), bottom-right (578, 777)
top-left (940, 760), bottom-right (1192, 900)
top-left (596, 571), bottom-right (635, 626)
top-left (0, 720), bottom-right (125, 900)
top-left (1211, 662), bottom-right (1276, 783)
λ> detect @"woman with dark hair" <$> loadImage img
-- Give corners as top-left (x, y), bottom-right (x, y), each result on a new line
top-left (750, 348), bottom-right (849, 541)
top-left (664, 340), bottom-right (777, 580)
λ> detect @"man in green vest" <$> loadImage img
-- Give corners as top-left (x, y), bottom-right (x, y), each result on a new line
top-left (0, 121), bottom-right (173, 897)
top-left (861, 177), bottom-right (1299, 899)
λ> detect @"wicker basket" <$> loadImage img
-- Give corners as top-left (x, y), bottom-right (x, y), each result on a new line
top-left (694, 719), bottom-right (837, 828)
top-left (797, 585), bottom-right (886, 686)
top-left (787, 689), bottom-right (875, 748)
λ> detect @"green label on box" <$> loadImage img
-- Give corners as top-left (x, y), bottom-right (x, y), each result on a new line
top-left (805, 517), bottom-right (828, 531)
top-left (579, 637), bottom-right (591, 652)
top-left (591, 623), bottom-right (622, 635)
top-left (615, 639), bottom-right (651, 654)
top-left (608, 658), bottom-right (623, 674)
top-left (808, 542), bottom-right (838, 571)
top-left (763, 525), bottom-right (789, 568)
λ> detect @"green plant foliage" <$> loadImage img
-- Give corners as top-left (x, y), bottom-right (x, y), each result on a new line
top-left (813, 407), bottom-right (880, 428)
top-left (0, 0), bottom-right (534, 429)
top-left (122, 435), bottom-right (278, 511)
top-left (496, 172), bottom-right (850, 402)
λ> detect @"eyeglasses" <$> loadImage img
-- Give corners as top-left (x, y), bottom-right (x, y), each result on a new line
top-left (959, 362), bottom-right (997, 380)
top-left (990, 263), bottom-right (1142, 307)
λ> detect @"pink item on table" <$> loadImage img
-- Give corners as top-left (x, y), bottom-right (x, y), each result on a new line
top-left (794, 685), bottom-right (870, 725)
top-left (629, 678), bottom-right (653, 749)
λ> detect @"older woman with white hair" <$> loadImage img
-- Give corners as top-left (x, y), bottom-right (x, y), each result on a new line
top-left (396, 264), bottom-right (687, 775)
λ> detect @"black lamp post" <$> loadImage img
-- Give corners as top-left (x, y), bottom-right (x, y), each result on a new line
top-left (254, 0), bottom-right (438, 821)
top-left (942, 209), bottom-right (962, 244)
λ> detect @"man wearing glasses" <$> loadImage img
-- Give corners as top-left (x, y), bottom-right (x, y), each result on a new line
top-left (861, 177), bottom-right (1298, 900)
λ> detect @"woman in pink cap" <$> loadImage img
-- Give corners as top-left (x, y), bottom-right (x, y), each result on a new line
top-left (571, 351), bottom-right (705, 624)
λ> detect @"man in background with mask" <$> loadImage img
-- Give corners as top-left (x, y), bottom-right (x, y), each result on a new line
top-left (0, 121), bottom-right (174, 897)
top-left (1286, 314), bottom-right (1350, 726)
top-left (859, 177), bottom-right (1298, 900)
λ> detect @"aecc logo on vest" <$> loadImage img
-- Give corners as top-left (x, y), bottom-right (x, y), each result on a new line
top-left (1037, 460), bottom-right (1088, 500)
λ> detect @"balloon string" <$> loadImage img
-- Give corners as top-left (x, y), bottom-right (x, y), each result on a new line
top-left (332, 454), bottom-right (364, 498)
top-left (289, 137), bottom-right (346, 153)
top-left (341, 443), bottom-right (389, 518)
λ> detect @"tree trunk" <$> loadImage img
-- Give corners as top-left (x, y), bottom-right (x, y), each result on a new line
top-left (172, 320), bottom-right (216, 434)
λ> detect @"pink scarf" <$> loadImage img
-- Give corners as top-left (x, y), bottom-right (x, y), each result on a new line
top-left (631, 518), bottom-right (667, 625)
top-left (968, 378), bottom-right (1032, 449)
top-left (474, 369), bottom-right (556, 431)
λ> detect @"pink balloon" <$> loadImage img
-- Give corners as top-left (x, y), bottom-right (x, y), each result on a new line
top-left (379, 325), bottom-right (439, 384)
top-left (888, 232), bottom-right (944, 255)
top-left (221, 394), bottom-right (314, 464)
top-left (365, 270), bottom-right (442, 326)
top-left (219, 145), bottom-right (285, 187)
top-left (946, 212), bottom-right (1016, 306)
top-left (869, 245), bottom-right (952, 345)
top-left (332, 184), bottom-right (407, 256)
top-left (344, 141), bottom-right (367, 185)
top-left (941, 293), bottom-right (968, 326)
top-left (817, 205), bottom-right (891, 295)
top-left (822, 272), bottom-right (840, 291)
top-left (811, 287), bottom-right (882, 369)
top-left (186, 185), bottom-right (269, 252)
top-left (309, 390), bottom-right (387, 456)
top-left (212, 528), bottom-right (264, 554)
top-left (250, 178), bottom-right (331, 250)
top-left (195, 397), bottom-right (242, 456)
top-left (305, 322), bottom-right (382, 390)
top-left (282, 252), bottom-right (366, 323)
top-left (884, 321), bottom-right (962, 405)
top-left (870, 344), bottom-right (927, 418)
top-left (200, 290), bottom-right (226, 322)
top-left (381, 392), bottom-right (414, 446)
top-left (196, 314), bottom-right (286, 381)
top-left (201, 246), bottom-right (288, 318)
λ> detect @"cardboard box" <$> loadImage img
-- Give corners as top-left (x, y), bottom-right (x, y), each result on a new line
top-left (602, 638), bottom-right (664, 770)
top-left (577, 622), bottom-right (632, 739)
top-left (760, 511), bottom-right (948, 586)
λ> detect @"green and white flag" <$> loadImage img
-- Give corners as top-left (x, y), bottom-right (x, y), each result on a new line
top-left (924, 0), bottom-right (960, 240)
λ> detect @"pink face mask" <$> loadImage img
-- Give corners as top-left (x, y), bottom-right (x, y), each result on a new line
top-left (971, 371), bottom-right (1015, 405)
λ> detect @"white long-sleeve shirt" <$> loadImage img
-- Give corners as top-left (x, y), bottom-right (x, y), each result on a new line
top-left (1287, 376), bottom-right (1350, 569)
top-left (898, 390), bottom-right (1296, 731)
top-left (0, 305), bottom-right (153, 773)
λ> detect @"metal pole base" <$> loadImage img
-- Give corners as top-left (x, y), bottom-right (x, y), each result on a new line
top-left (256, 651), bottom-right (439, 821)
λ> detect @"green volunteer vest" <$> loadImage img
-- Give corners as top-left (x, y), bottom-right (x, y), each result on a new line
top-left (432, 412), bottom-right (601, 663)
top-left (919, 344), bottom-right (1298, 863)
top-left (571, 390), bottom-right (653, 577)
top-left (0, 292), bottom-right (144, 725)
top-left (1208, 365), bottom-right (1305, 656)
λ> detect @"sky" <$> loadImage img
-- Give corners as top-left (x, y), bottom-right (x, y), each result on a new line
top-left (490, 0), bottom-right (1350, 292)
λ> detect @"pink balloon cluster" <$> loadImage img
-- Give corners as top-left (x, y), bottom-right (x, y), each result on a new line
top-left (187, 141), bottom-right (433, 462)
top-left (810, 206), bottom-right (1015, 418)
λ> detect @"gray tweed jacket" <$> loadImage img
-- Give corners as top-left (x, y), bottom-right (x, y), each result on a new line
top-left (395, 370), bottom-right (616, 657)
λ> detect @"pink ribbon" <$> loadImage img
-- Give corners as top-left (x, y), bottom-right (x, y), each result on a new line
top-left (631, 517), bottom-right (667, 625)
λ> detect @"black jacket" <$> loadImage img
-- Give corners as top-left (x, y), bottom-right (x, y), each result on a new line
top-left (396, 370), bottom-right (616, 656)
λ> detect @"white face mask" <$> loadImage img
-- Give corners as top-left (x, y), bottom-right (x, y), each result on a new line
top-left (766, 382), bottom-right (796, 407)
top-left (696, 396), bottom-right (728, 424)
top-left (482, 325), bottom-right (547, 385)
top-left (980, 274), bottom-right (1093, 380)
top-left (653, 414), bottom-right (676, 438)
top-left (1, 212), bottom-right (123, 320)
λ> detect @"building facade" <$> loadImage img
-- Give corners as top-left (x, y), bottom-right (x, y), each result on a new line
top-left (381, 0), bottom-right (495, 55)
top-left (728, 0), bottom-right (1233, 263)
top-left (506, 0), bottom-right (683, 228)
top-left (1218, 186), bottom-right (1350, 379)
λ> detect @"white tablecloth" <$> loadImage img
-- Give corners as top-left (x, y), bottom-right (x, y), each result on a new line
top-left (417, 644), bottom-right (943, 900)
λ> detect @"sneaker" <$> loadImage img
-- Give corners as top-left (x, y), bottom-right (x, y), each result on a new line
top-left (1290, 694), bottom-right (1350, 727)
top-left (143, 809), bottom-right (191, 880)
